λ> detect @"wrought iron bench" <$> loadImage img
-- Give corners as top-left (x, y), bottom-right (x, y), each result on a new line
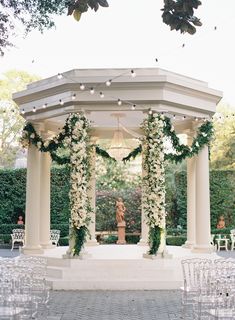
top-left (11, 229), bottom-right (25, 251)
top-left (230, 229), bottom-right (235, 251)
top-left (50, 229), bottom-right (60, 246)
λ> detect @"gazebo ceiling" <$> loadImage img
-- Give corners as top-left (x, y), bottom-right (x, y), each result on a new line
top-left (13, 68), bottom-right (222, 137)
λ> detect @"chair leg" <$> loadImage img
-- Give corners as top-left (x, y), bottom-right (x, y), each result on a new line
top-left (11, 241), bottom-right (14, 251)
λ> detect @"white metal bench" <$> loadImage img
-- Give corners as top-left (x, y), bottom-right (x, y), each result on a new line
top-left (50, 229), bottom-right (60, 246)
top-left (11, 229), bottom-right (25, 251)
top-left (230, 229), bottom-right (235, 251)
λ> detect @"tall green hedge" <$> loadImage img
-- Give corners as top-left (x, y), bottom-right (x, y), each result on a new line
top-left (0, 168), bottom-right (234, 231)
top-left (174, 170), bottom-right (235, 229)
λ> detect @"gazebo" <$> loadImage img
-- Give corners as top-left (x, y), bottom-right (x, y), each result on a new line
top-left (13, 68), bottom-right (222, 256)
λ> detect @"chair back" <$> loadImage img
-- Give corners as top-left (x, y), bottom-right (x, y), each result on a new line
top-left (12, 229), bottom-right (25, 240)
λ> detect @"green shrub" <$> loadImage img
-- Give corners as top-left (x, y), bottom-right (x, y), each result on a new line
top-left (126, 235), bottom-right (140, 244)
top-left (166, 228), bottom-right (186, 236)
top-left (102, 235), bottom-right (118, 244)
top-left (166, 236), bottom-right (186, 246)
top-left (0, 234), bottom-right (11, 244)
top-left (59, 236), bottom-right (69, 246)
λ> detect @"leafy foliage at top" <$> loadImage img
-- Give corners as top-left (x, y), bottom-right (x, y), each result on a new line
top-left (162, 0), bottom-right (202, 35)
top-left (0, 0), bottom-right (201, 56)
top-left (0, 70), bottom-right (40, 168)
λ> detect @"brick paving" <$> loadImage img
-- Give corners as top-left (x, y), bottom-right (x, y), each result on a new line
top-left (44, 290), bottom-right (183, 320)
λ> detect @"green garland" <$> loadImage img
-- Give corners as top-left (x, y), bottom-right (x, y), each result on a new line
top-left (148, 226), bottom-right (161, 255)
top-left (21, 122), bottom-right (114, 163)
top-left (122, 116), bottom-right (214, 163)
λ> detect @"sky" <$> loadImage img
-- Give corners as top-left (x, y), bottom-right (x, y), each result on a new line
top-left (1, 0), bottom-right (235, 106)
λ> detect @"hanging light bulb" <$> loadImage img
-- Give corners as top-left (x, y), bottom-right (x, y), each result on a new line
top-left (148, 109), bottom-right (153, 115)
top-left (182, 115), bottom-right (186, 120)
top-left (195, 117), bottom-right (199, 122)
top-left (131, 104), bottom-right (136, 110)
top-left (33, 107), bottom-right (36, 112)
top-left (117, 99), bottom-right (122, 106)
top-left (59, 99), bottom-right (64, 105)
top-left (100, 92), bottom-right (104, 98)
top-left (90, 87), bottom-right (95, 95)
top-left (72, 94), bottom-right (76, 100)
top-left (80, 83), bottom-right (85, 90)
top-left (21, 109), bottom-right (25, 114)
top-left (42, 103), bottom-right (47, 109)
top-left (57, 73), bottom-right (63, 79)
top-left (173, 114), bottom-right (176, 120)
top-left (131, 70), bottom-right (136, 78)
top-left (106, 80), bottom-right (112, 86)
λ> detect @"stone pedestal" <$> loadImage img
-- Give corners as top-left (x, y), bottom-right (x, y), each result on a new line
top-left (117, 221), bottom-right (126, 244)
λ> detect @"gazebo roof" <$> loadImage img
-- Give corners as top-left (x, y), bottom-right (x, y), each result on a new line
top-left (13, 68), bottom-right (222, 137)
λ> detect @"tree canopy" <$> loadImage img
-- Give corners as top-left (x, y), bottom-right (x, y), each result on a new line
top-left (0, 70), bottom-right (40, 168)
top-left (0, 0), bottom-right (202, 56)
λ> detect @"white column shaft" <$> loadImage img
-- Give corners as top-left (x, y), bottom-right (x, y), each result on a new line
top-left (138, 154), bottom-right (149, 246)
top-left (40, 151), bottom-right (53, 248)
top-left (23, 144), bottom-right (43, 254)
top-left (193, 145), bottom-right (213, 252)
top-left (183, 156), bottom-right (196, 248)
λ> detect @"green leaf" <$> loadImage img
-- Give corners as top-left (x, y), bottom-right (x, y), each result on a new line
top-left (97, 0), bottom-right (109, 7)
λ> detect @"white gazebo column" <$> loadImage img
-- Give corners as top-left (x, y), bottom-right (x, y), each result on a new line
top-left (192, 145), bottom-right (213, 253)
top-left (22, 142), bottom-right (43, 254)
top-left (183, 134), bottom-right (196, 249)
top-left (86, 142), bottom-right (99, 246)
top-left (40, 140), bottom-right (53, 249)
top-left (138, 151), bottom-right (149, 246)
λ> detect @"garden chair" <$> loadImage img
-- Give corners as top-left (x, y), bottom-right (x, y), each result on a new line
top-left (50, 230), bottom-right (60, 246)
top-left (230, 230), bottom-right (235, 251)
top-left (215, 234), bottom-right (229, 251)
top-left (10, 229), bottom-right (25, 251)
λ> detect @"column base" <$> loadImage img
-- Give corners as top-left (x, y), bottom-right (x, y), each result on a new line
top-left (182, 241), bottom-right (195, 249)
top-left (137, 239), bottom-right (148, 246)
top-left (40, 243), bottom-right (55, 249)
top-left (21, 245), bottom-right (44, 255)
top-left (191, 244), bottom-right (214, 253)
top-left (85, 239), bottom-right (99, 246)
top-left (143, 250), bottom-right (173, 259)
top-left (116, 240), bottom-right (126, 245)
top-left (62, 251), bottom-right (92, 260)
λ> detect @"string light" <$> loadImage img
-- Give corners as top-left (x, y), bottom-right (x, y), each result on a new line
top-left (148, 109), bottom-right (153, 115)
top-left (106, 80), bottom-right (112, 86)
top-left (90, 88), bottom-right (95, 95)
top-left (173, 114), bottom-right (176, 120)
top-left (57, 73), bottom-right (63, 80)
top-left (131, 104), bottom-right (136, 110)
top-left (33, 107), bottom-right (36, 112)
top-left (100, 92), bottom-right (104, 98)
top-left (72, 94), bottom-right (76, 100)
top-left (42, 103), bottom-right (47, 109)
top-left (182, 115), bottom-right (186, 120)
top-left (131, 70), bottom-right (136, 78)
top-left (195, 117), bottom-right (199, 121)
top-left (117, 99), bottom-right (122, 106)
top-left (80, 83), bottom-right (85, 90)
top-left (21, 109), bottom-right (25, 114)
top-left (59, 99), bottom-right (64, 105)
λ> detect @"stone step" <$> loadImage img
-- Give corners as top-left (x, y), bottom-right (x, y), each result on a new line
top-left (47, 279), bottom-right (183, 290)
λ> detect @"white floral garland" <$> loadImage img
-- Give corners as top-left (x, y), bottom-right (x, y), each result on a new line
top-left (68, 113), bottom-right (91, 231)
top-left (142, 114), bottom-right (166, 230)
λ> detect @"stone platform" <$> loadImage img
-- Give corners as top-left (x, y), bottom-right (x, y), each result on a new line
top-left (33, 245), bottom-right (233, 291)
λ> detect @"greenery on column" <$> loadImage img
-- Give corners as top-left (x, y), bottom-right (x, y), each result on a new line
top-left (142, 113), bottom-right (166, 255)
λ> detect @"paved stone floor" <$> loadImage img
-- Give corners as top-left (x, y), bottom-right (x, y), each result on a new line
top-left (44, 290), bottom-right (183, 320)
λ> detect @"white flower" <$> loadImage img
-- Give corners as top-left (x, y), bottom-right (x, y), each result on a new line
top-left (30, 133), bottom-right (35, 139)
top-left (37, 141), bottom-right (42, 148)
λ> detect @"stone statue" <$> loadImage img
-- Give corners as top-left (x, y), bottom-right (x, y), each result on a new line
top-left (116, 198), bottom-right (126, 224)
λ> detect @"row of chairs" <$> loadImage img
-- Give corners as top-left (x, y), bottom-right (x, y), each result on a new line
top-left (0, 256), bottom-right (50, 319)
top-left (181, 258), bottom-right (235, 319)
top-left (11, 229), bottom-right (60, 251)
